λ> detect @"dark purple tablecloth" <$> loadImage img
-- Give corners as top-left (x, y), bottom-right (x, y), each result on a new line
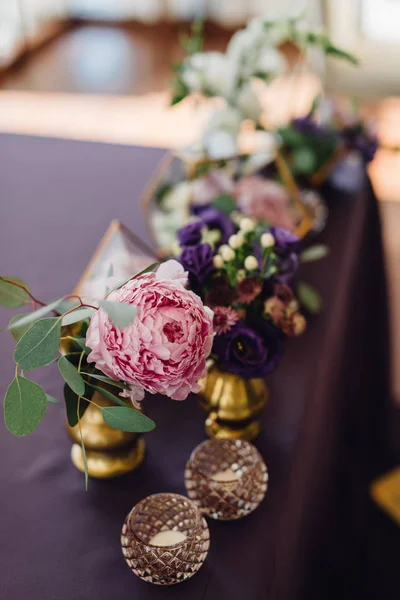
top-left (0, 134), bottom-right (395, 600)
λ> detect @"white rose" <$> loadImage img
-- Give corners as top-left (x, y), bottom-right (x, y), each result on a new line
top-left (256, 47), bottom-right (287, 76)
top-left (236, 83), bottom-right (262, 122)
top-left (162, 181), bottom-right (193, 211)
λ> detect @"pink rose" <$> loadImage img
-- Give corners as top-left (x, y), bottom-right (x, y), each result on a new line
top-left (85, 261), bottom-right (214, 403)
top-left (234, 175), bottom-right (295, 232)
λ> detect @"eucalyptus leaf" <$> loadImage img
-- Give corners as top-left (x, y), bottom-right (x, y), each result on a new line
top-left (46, 394), bottom-right (60, 404)
top-left (101, 405), bottom-right (155, 433)
top-left (77, 399), bottom-right (89, 490)
top-left (297, 281), bottom-right (322, 314)
top-left (4, 375), bottom-right (47, 436)
top-left (324, 44), bottom-right (359, 66)
top-left (61, 307), bottom-right (95, 327)
top-left (58, 356), bottom-right (85, 397)
top-left (63, 384), bottom-right (88, 427)
top-left (299, 245), bottom-right (329, 263)
top-left (0, 277), bottom-right (31, 308)
top-left (98, 300), bottom-right (137, 328)
top-left (292, 147), bottom-right (318, 174)
top-left (14, 317), bottom-right (62, 370)
top-left (9, 298), bottom-right (65, 334)
top-left (83, 374), bottom-right (130, 390)
top-left (9, 314), bottom-right (34, 342)
top-left (85, 383), bottom-right (127, 407)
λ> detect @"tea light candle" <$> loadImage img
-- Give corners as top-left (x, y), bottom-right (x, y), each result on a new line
top-left (211, 468), bottom-right (240, 482)
top-left (149, 530), bottom-right (187, 547)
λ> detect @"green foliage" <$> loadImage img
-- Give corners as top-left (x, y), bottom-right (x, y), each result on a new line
top-left (101, 405), bottom-right (155, 433)
top-left (84, 383), bottom-right (127, 407)
top-left (14, 317), bottom-right (62, 370)
top-left (154, 182), bottom-right (172, 206)
top-left (0, 277), bottom-right (31, 308)
top-left (179, 18), bottom-right (204, 55)
top-left (46, 394), bottom-right (60, 404)
top-left (291, 147), bottom-right (318, 175)
top-left (9, 315), bottom-right (34, 342)
top-left (4, 374), bottom-right (47, 436)
top-left (61, 307), bottom-right (95, 326)
top-left (98, 300), bottom-right (137, 328)
top-left (58, 356), bottom-right (85, 397)
top-left (299, 245), bottom-right (329, 262)
top-left (63, 384), bottom-right (88, 427)
top-left (82, 374), bottom-right (130, 390)
top-left (297, 281), bottom-right (322, 314)
top-left (9, 298), bottom-right (65, 336)
top-left (213, 194), bottom-right (237, 216)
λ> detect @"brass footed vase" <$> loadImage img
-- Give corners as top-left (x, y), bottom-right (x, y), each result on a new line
top-left (198, 364), bottom-right (269, 442)
top-left (67, 391), bottom-right (145, 479)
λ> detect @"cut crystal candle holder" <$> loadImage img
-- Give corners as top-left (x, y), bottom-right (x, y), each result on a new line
top-left (184, 439), bottom-right (268, 520)
top-left (121, 493), bottom-right (210, 585)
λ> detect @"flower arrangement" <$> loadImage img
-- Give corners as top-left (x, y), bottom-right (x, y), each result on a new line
top-left (174, 211), bottom-right (326, 379)
top-left (147, 14), bottom-right (373, 255)
top-left (171, 14), bottom-right (360, 163)
top-left (0, 261), bottom-right (213, 484)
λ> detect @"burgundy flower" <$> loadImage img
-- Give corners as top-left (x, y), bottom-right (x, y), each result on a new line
top-left (274, 283), bottom-right (294, 303)
top-left (237, 278), bottom-right (262, 304)
top-left (205, 276), bottom-right (237, 308)
top-left (213, 306), bottom-right (239, 335)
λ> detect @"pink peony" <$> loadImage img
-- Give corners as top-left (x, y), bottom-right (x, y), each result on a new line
top-left (86, 261), bottom-right (214, 403)
top-left (234, 175), bottom-right (296, 232)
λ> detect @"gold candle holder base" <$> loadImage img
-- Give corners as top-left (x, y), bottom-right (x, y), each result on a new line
top-left (67, 391), bottom-right (145, 479)
top-left (199, 364), bottom-right (269, 442)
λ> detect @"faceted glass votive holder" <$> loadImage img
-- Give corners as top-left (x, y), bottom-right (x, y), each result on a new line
top-left (121, 493), bottom-right (210, 585)
top-left (185, 439), bottom-right (268, 520)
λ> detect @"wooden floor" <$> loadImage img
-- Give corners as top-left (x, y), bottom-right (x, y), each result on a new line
top-left (1, 22), bottom-right (399, 402)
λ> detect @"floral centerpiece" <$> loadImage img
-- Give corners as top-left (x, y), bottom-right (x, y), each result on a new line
top-left (0, 261), bottom-right (213, 484)
top-left (172, 208), bottom-right (326, 439)
top-left (146, 13), bottom-right (370, 255)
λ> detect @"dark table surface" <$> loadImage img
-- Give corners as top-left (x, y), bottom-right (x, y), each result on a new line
top-left (0, 134), bottom-right (397, 600)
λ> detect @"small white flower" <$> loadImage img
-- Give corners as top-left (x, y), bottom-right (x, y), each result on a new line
top-left (244, 255), bottom-right (259, 270)
top-left (240, 217), bottom-right (256, 233)
top-left (228, 233), bottom-right (244, 249)
top-left (213, 254), bottom-right (224, 269)
top-left (261, 232), bottom-right (275, 248)
top-left (219, 244), bottom-right (236, 262)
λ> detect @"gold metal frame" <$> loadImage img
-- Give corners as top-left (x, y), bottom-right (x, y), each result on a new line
top-left (74, 219), bottom-right (157, 295)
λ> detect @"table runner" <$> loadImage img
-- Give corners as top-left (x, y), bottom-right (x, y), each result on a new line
top-left (0, 134), bottom-right (391, 599)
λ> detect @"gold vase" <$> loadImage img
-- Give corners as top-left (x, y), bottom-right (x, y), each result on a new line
top-left (198, 365), bottom-right (269, 442)
top-left (67, 391), bottom-right (145, 479)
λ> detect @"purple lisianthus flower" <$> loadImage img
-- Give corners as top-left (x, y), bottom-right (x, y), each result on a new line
top-left (191, 205), bottom-right (235, 245)
top-left (275, 253), bottom-right (299, 284)
top-left (178, 243), bottom-right (215, 294)
top-left (293, 116), bottom-right (327, 138)
top-left (341, 126), bottom-right (378, 163)
top-left (270, 227), bottom-right (299, 252)
top-left (177, 222), bottom-right (203, 247)
top-left (213, 321), bottom-right (283, 379)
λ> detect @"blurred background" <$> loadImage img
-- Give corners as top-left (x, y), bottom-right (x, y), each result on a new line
top-left (1, 0), bottom-right (399, 404)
